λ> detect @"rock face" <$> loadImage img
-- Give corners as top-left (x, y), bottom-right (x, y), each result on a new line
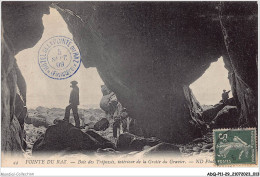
top-left (202, 103), bottom-right (225, 122)
top-left (219, 2), bottom-right (258, 127)
top-left (201, 98), bottom-right (235, 122)
top-left (32, 121), bottom-right (115, 154)
top-left (14, 94), bottom-right (27, 130)
top-left (55, 2), bottom-right (225, 143)
top-left (1, 2), bottom-right (50, 152)
top-left (210, 106), bottom-right (239, 129)
top-left (53, 2), bottom-right (257, 143)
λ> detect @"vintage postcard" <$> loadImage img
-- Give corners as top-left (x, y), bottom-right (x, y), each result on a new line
top-left (1, 1), bottom-right (259, 176)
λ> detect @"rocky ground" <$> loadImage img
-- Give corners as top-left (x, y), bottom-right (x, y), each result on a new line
top-left (24, 106), bottom-right (218, 158)
top-left (24, 106), bottom-right (115, 156)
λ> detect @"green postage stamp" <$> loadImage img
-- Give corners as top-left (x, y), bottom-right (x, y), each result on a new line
top-left (214, 128), bottom-right (257, 166)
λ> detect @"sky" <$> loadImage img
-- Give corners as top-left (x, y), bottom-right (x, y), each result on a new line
top-left (16, 8), bottom-right (231, 109)
top-left (190, 57), bottom-right (232, 105)
top-left (16, 8), bottom-right (104, 109)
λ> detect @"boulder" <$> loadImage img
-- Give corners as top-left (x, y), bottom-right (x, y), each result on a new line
top-left (116, 133), bottom-right (161, 151)
top-left (202, 143), bottom-right (213, 150)
top-left (85, 122), bottom-right (95, 129)
top-left (192, 146), bottom-right (201, 152)
top-left (225, 97), bottom-right (236, 106)
top-left (32, 134), bottom-right (45, 152)
top-left (35, 106), bottom-right (49, 114)
top-left (210, 106), bottom-right (239, 129)
top-left (31, 117), bottom-right (48, 128)
top-left (86, 130), bottom-right (116, 149)
top-left (24, 116), bottom-right (32, 124)
top-left (53, 118), bottom-right (63, 125)
top-left (96, 148), bottom-right (117, 155)
top-left (94, 118), bottom-right (109, 131)
top-left (135, 143), bottom-right (181, 157)
top-left (201, 98), bottom-right (237, 122)
top-left (116, 133), bottom-right (136, 151)
top-left (32, 121), bottom-right (115, 154)
top-left (201, 103), bottom-right (225, 122)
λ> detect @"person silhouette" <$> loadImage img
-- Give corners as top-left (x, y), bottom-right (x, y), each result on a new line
top-left (64, 81), bottom-right (80, 128)
top-left (222, 89), bottom-right (230, 104)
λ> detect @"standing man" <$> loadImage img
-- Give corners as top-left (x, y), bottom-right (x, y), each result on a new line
top-left (64, 81), bottom-right (80, 128)
top-left (222, 89), bottom-right (231, 104)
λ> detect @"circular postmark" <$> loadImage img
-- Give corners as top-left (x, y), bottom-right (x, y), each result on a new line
top-left (38, 36), bottom-right (81, 80)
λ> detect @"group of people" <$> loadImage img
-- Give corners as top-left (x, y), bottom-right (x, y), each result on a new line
top-left (63, 80), bottom-right (231, 132)
top-left (63, 81), bottom-right (133, 136)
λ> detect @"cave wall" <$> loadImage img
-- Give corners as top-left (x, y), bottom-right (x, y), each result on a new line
top-left (55, 2), bottom-right (257, 143)
top-left (1, 2), bottom-right (50, 152)
top-left (1, 36), bottom-right (21, 152)
top-left (55, 2), bottom-right (225, 143)
top-left (219, 2), bottom-right (258, 127)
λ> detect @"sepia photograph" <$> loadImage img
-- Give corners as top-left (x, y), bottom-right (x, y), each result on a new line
top-left (1, 1), bottom-right (258, 176)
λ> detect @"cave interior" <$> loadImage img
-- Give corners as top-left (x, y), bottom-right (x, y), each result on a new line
top-left (1, 1), bottom-right (258, 152)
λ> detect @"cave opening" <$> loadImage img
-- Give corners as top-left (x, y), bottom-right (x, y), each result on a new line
top-left (14, 7), bottom-right (116, 155)
top-left (14, 6), bottom-right (108, 140)
top-left (15, 7), bottom-right (105, 110)
top-left (189, 57), bottom-right (233, 108)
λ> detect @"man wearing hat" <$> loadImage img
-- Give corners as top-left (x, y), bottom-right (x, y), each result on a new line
top-left (64, 80), bottom-right (80, 128)
top-left (222, 89), bottom-right (231, 104)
